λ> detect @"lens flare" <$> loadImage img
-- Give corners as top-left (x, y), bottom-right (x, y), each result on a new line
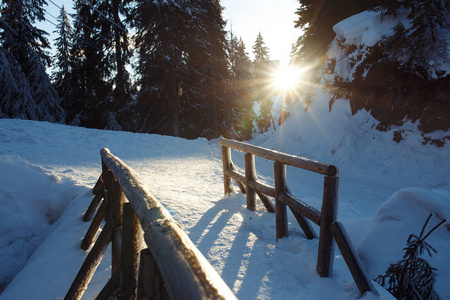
top-left (272, 66), bottom-right (303, 91)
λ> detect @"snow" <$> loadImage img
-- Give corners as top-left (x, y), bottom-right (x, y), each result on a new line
top-left (0, 84), bottom-right (449, 299)
top-left (358, 188), bottom-right (450, 296)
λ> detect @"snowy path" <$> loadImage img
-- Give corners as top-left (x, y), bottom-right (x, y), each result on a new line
top-left (1, 118), bottom-right (448, 299)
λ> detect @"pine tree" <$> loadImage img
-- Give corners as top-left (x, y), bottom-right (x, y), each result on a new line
top-left (227, 33), bottom-right (254, 140)
top-left (182, 0), bottom-right (231, 138)
top-left (130, 0), bottom-right (231, 138)
top-left (68, 0), bottom-right (114, 127)
top-left (252, 32), bottom-right (273, 133)
top-left (130, 0), bottom-right (186, 136)
top-left (291, 0), bottom-right (376, 68)
top-left (373, 0), bottom-right (450, 79)
top-left (53, 5), bottom-right (73, 111)
top-left (0, 47), bottom-right (35, 119)
top-left (0, 0), bottom-right (64, 122)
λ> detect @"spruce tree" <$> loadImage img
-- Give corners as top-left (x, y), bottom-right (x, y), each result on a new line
top-left (68, 0), bottom-right (113, 127)
top-left (252, 32), bottom-right (273, 133)
top-left (373, 0), bottom-right (450, 79)
top-left (130, 0), bottom-right (186, 136)
top-left (182, 0), bottom-right (231, 138)
top-left (53, 5), bottom-right (73, 110)
top-left (291, 0), bottom-right (376, 68)
top-left (0, 47), bottom-right (35, 119)
top-left (0, 0), bottom-right (64, 122)
top-left (227, 33), bottom-right (254, 140)
top-left (130, 0), bottom-right (231, 138)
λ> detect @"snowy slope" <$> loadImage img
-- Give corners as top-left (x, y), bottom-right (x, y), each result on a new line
top-left (0, 98), bottom-right (449, 299)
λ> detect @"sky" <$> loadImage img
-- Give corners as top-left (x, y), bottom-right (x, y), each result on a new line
top-left (40, 0), bottom-right (301, 66)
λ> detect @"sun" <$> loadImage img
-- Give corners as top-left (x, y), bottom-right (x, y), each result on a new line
top-left (272, 66), bottom-right (303, 91)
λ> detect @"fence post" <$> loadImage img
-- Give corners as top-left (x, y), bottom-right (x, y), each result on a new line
top-left (119, 203), bottom-right (142, 300)
top-left (109, 179), bottom-right (124, 276)
top-left (244, 153), bottom-right (257, 211)
top-left (274, 162), bottom-right (288, 240)
top-left (317, 176), bottom-right (339, 277)
top-left (222, 146), bottom-right (235, 195)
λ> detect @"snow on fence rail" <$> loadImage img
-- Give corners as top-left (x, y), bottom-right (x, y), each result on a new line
top-left (218, 138), bottom-right (378, 297)
top-left (65, 148), bottom-right (236, 300)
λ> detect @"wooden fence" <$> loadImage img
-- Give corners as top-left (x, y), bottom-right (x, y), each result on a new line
top-left (218, 138), bottom-right (377, 297)
top-left (65, 148), bottom-right (236, 300)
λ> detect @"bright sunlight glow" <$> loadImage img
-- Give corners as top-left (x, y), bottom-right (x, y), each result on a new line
top-left (272, 66), bottom-right (303, 91)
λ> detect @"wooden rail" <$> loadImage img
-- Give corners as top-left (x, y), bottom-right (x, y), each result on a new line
top-left (65, 148), bottom-right (236, 300)
top-left (218, 138), bottom-right (377, 297)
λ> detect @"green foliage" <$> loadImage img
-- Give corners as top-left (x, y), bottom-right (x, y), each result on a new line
top-left (375, 214), bottom-right (445, 300)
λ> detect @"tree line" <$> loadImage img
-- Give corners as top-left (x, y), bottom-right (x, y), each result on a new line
top-left (0, 0), bottom-right (279, 140)
top-left (3, 0), bottom-right (447, 139)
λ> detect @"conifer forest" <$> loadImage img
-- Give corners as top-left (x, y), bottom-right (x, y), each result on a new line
top-left (1, 0), bottom-right (450, 139)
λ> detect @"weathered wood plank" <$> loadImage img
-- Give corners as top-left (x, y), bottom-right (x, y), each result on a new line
top-left (81, 199), bottom-right (107, 251)
top-left (317, 176), bottom-right (339, 277)
top-left (65, 222), bottom-right (113, 300)
top-left (109, 179), bottom-right (124, 275)
top-left (100, 148), bottom-right (237, 300)
top-left (244, 153), bottom-right (257, 211)
top-left (278, 193), bottom-right (321, 226)
top-left (83, 190), bottom-right (104, 222)
top-left (274, 162), bottom-right (288, 240)
top-left (287, 206), bottom-right (317, 239)
top-left (119, 203), bottom-right (142, 300)
top-left (137, 249), bottom-right (169, 300)
top-left (218, 138), bottom-right (338, 176)
top-left (330, 222), bottom-right (378, 297)
top-left (222, 146), bottom-right (235, 195)
top-left (248, 179), bottom-right (275, 198)
top-left (256, 191), bottom-right (275, 213)
top-left (92, 174), bottom-right (104, 195)
top-left (230, 161), bottom-right (246, 193)
top-left (95, 270), bottom-right (120, 300)
top-left (225, 169), bottom-right (245, 186)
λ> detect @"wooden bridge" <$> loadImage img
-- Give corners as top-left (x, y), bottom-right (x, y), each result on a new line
top-left (64, 139), bottom-right (377, 299)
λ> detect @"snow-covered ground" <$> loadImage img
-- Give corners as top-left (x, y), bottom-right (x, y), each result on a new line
top-left (0, 90), bottom-right (449, 299)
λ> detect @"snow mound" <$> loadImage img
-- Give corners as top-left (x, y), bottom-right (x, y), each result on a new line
top-left (332, 11), bottom-right (397, 48)
top-left (0, 157), bottom-right (83, 292)
top-left (358, 188), bottom-right (450, 297)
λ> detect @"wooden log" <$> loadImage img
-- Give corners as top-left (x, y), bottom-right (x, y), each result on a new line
top-left (222, 146), bottom-right (235, 195)
top-left (100, 148), bottom-right (237, 299)
top-left (137, 249), bottom-right (169, 300)
top-left (92, 174), bottom-right (104, 195)
top-left (230, 161), bottom-right (246, 193)
top-left (244, 153), bottom-right (257, 211)
top-left (218, 138), bottom-right (338, 176)
top-left (143, 220), bottom-right (237, 300)
top-left (101, 160), bottom-right (114, 190)
top-left (109, 179), bottom-right (124, 275)
top-left (317, 176), bottom-right (339, 277)
top-left (83, 189), bottom-right (104, 222)
top-left (65, 222), bottom-right (114, 300)
top-left (278, 193), bottom-right (321, 226)
top-left (118, 203), bottom-right (142, 300)
top-left (248, 180), bottom-right (275, 197)
top-left (81, 199), bottom-right (107, 251)
top-left (95, 270), bottom-right (121, 300)
top-left (330, 222), bottom-right (378, 297)
top-left (225, 169), bottom-right (245, 188)
top-left (288, 206), bottom-right (317, 239)
top-left (256, 191), bottom-right (275, 213)
top-left (274, 162), bottom-right (288, 240)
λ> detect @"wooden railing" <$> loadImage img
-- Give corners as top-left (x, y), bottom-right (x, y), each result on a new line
top-left (65, 148), bottom-right (236, 300)
top-left (218, 138), bottom-right (377, 297)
